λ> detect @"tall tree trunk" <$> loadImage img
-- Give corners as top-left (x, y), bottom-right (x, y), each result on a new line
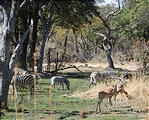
top-left (37, 28), bottom-right (54, 73)
top-left (0, 0), bottom-right (16, 109)
top-left (47, 49), bottom-right (51, 72)
top-left (37, 31), bottom-right (49, 73)
top-left (28, 2), bottom-right (39, 70)
top-left (0, 1), bottom-right (33, 110)
top-left (37, 2), bottom-right (54, 73)
top-left (73, 29), bottom-right (79, 54)
top-left (17, 4), bottom-right (31, 70)
top-left (0, 34), bottom-right (12, 110)
top-left (96, 33), bottom-right (115, 69)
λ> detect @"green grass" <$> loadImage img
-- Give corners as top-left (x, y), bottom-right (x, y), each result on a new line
top-left (1, 73), bottom-right (148, 120)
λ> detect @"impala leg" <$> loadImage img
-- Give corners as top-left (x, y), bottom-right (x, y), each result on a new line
top-left (109, 97), bottom-right (113, 106)
top-left (96, 98), bottom-right (102, 112)
top-left (96, 99), bottom-right (99, 111)
top-left (114, 95), bottom-right (117, 101)
top-left (105, 79), bottom-right (108, 86)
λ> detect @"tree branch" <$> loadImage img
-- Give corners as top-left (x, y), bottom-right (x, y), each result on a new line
top-left (7, 0), bottom-right (17, 33)
top-left (9, 19), bottom-right (33, 71)
top-left (105, 0), bottom-right (123, 21)
top-left (19, 0), bottom-right (26, 8)
top-left (52, 64), bottom-right (82, 73)
top-left (96, 32), bottom-right (107, 40)
top-left (94, 0), bottom-right (123, 38)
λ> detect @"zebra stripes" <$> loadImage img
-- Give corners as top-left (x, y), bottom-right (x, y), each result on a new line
top-left (11, 74), bottom-right (35, 95)
top-left (51, 76), bottom-right (70, 90)
top-left (89, 71), bottom-right (115, 88)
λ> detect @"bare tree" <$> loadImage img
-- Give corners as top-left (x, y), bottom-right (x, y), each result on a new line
top-left (94, 0), bottom-right (124, 69)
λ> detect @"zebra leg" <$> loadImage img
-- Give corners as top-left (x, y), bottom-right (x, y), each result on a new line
top-left (13, 86), bottom-right (17, 98)
top-left (93, 77), bottom-right (97, 86)
top-left (62, 83), bottom-right (64, 90)
top-left (59, 82), bottom-right (64, 90)
top-left (89, 77), bottom-right (93, 88)
top-left (58, 83), bottom-right (61, 90)
top-left (30, 86), bottom-right (34, 95)
top-left (65, 82), bottom-right (70, 90)
top-left (12, 85), bottom-right (15, 95)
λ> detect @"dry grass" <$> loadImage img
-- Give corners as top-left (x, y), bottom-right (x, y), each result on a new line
top-left (127, 78), bottom-right (149, 107)
top-left (71, 76), bottom-right (149, 108)
top-left (61, 61), bottom-right (139, 72)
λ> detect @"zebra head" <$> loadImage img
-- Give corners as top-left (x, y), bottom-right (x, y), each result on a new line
top-left (64, 79), bottom-right (70, 90)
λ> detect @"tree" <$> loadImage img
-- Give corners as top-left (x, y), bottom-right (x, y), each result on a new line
top-left (16, 2), bottom-right (32, 69)
top-left (117, 0), bottom-right (149, 74)
top-left (37, 0), bottom-right (96, 72)
top-left (0, 0), bottom-right (17, 109)
top-left (37, 0), bottom-right (55, 73)
top-left (94, 0), bottom-right (124, 69)
top-left (0, 0), bottom-right (33, 110)
top-left (28, 1), bottom-right (39, 69)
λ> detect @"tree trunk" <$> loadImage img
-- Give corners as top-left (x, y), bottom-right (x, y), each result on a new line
top-left (103, 40), bottom-right (115, 69)
top-left (47, 49), bottom-right (51, 72)
top-left (106, 52), bottom-right (114, 69)
top-left (37, 3), bottom-right (54, 73)
top-left (0, 1), bottom-right (33, 110)
top-left (0, 1), bottom-right (16, 110)
top-left (28, 2), bottom-right (39, 70)
top-left (0, 35), bottom-right (12, 110)
top-left (17, 5), bottom-right (31, 70)
top-left (37, 30), bottom-right (49, 73)
top-left (73, 29), bottom-right (79, 54)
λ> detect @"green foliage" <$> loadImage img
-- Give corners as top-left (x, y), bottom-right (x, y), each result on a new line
top-left (53, 0), bottom-right (96, 30)
top-left (116, 0), bottom-right (149, 43)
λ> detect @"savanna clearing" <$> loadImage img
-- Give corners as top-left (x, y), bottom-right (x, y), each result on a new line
top-left (2, 62), bottom-right (149, 120)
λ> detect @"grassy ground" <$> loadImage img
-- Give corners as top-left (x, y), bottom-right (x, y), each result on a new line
top-left (1, 71), bottom-right (149, 120)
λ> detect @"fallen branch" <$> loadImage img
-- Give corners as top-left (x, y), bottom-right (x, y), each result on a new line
top-left (51, 64), bottom-right (82, 73)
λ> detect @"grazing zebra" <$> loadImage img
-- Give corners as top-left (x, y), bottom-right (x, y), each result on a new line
top-left (89, 71), bottom-right (115, 88)
top-left (51, 76), bottom-right (70, 90)
top-left (89, 72), bottom-right (100, 88)
top-left (11, 74), bottom-right (35, 95)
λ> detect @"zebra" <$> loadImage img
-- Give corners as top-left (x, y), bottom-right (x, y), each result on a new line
top-left (89, 71), bottom-right (115, 88)
top-left (11, 74), bottom-right (35, 95)
top-left (51, 76), bottom-right (70, 90)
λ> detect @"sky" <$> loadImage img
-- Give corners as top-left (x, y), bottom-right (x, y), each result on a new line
top-left (96, 0), bottom-right (118, 6)
top-left (105, 0), bottom-right (117, 4)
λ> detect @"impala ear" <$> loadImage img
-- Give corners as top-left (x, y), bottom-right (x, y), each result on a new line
top-left (119, 84), bottom-right (124, 88)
